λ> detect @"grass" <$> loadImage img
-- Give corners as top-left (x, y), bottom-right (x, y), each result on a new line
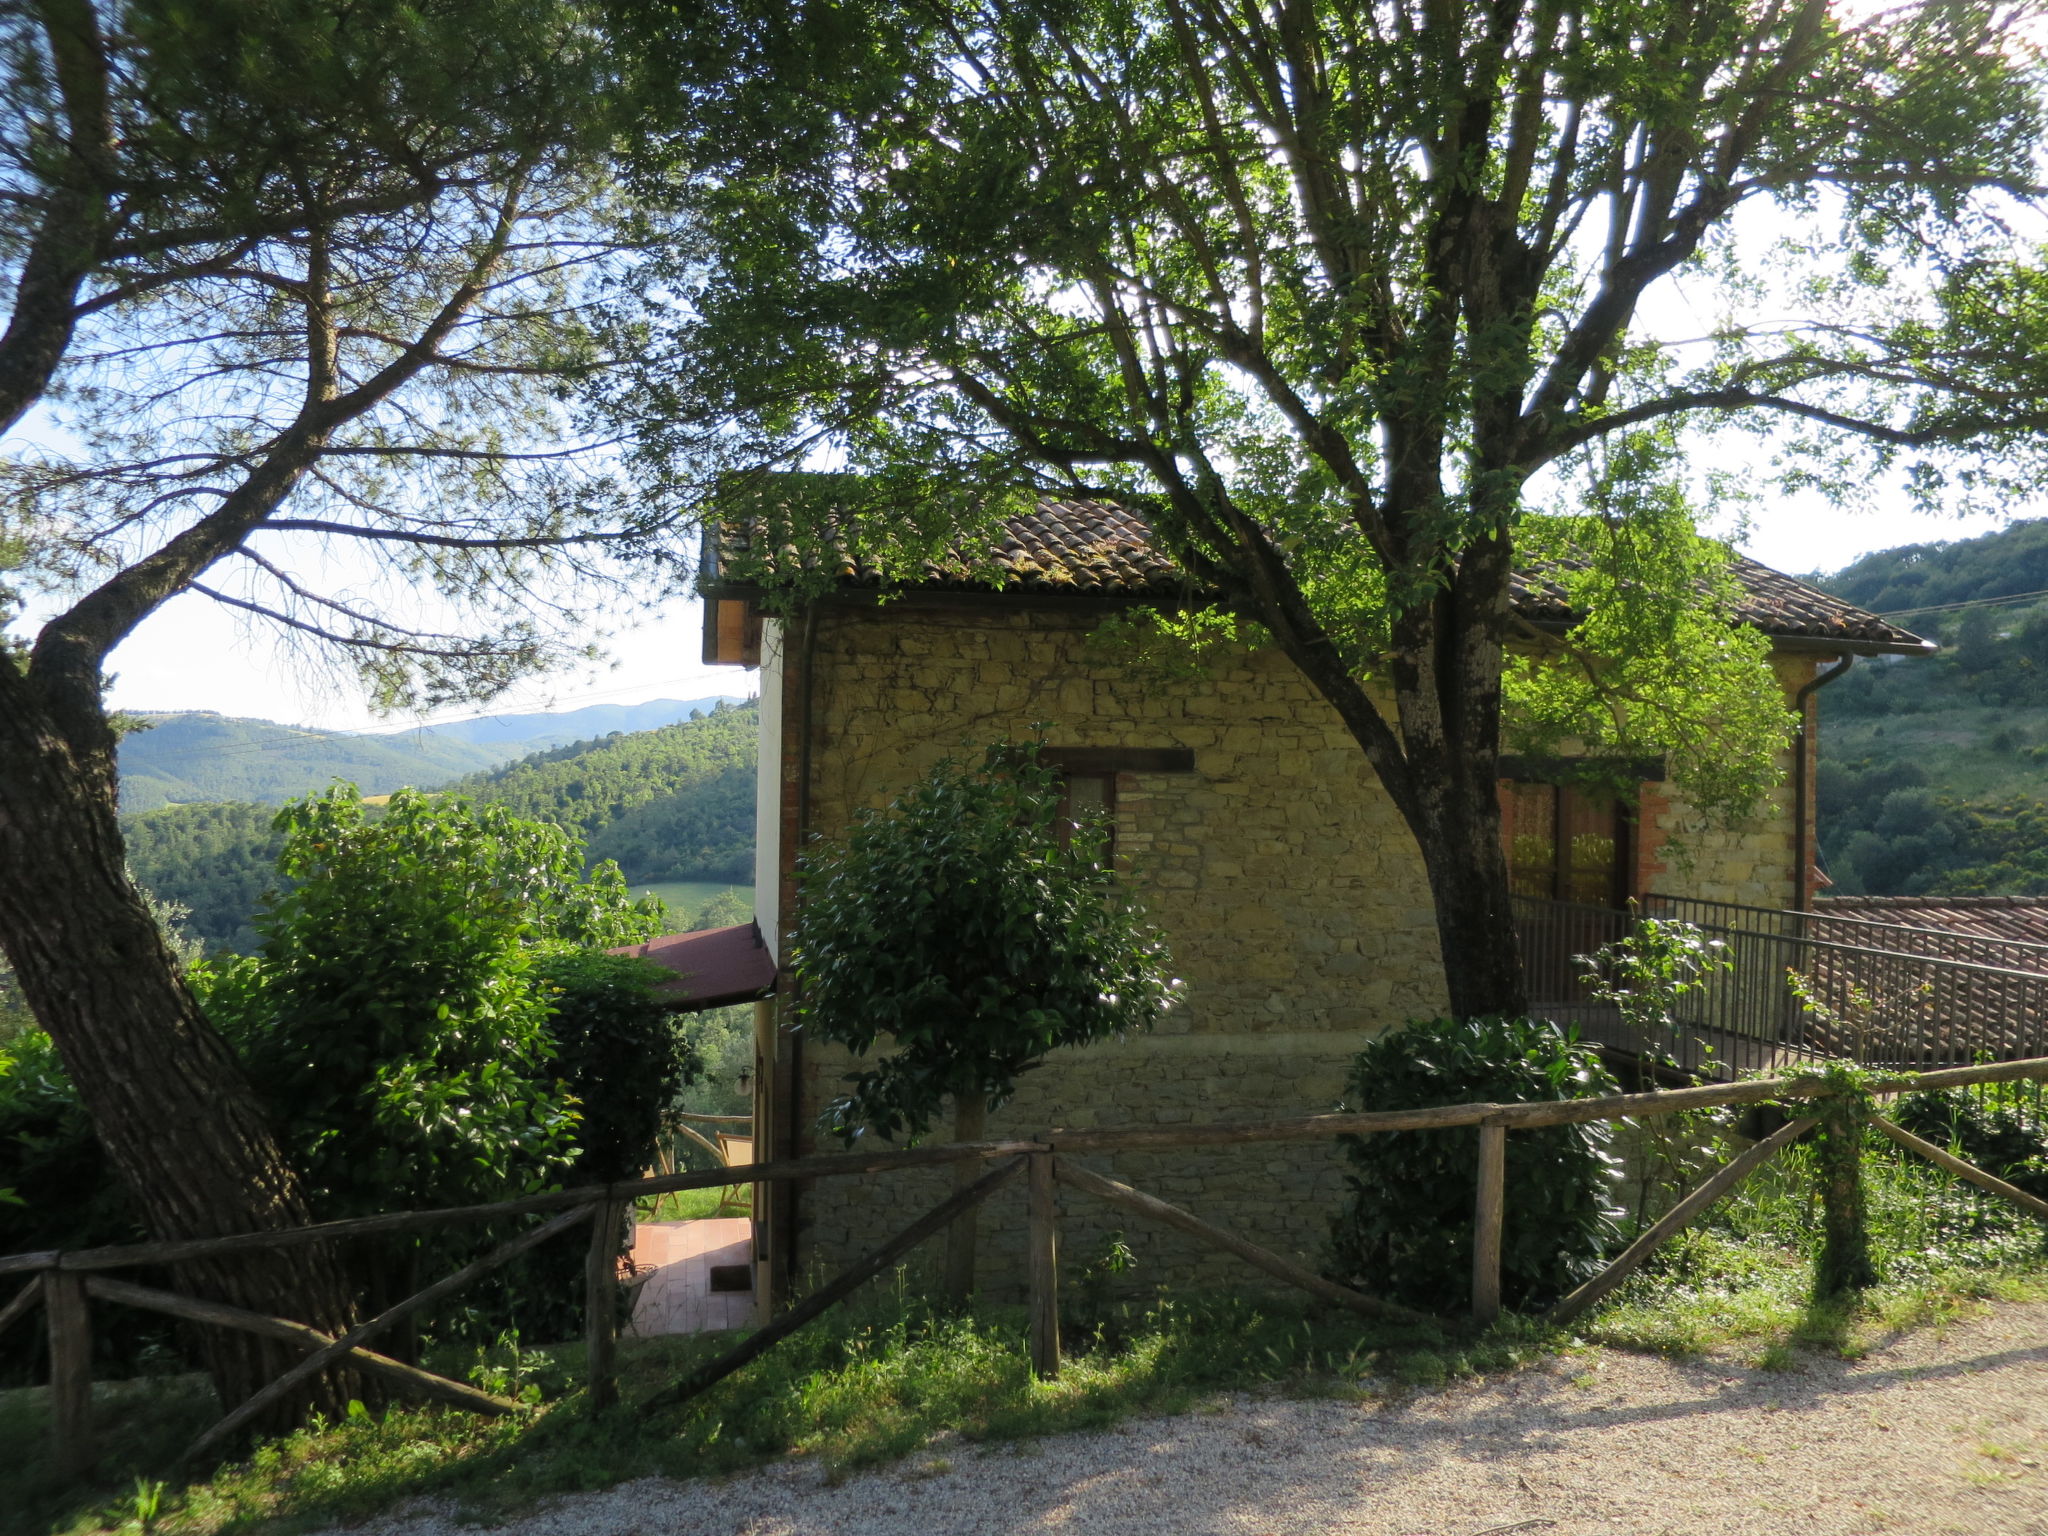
top-left (9, 1123), bottom-right (2044, 1536)
top-left (636, 1185), bottom-right (751, 1223)
top-left (1588, 1123), bottom-right (2048, 1362)
top-left (0, 1283), bottom-right (1547, 1536)
top-left (626, 881), bottom-right (751, 927)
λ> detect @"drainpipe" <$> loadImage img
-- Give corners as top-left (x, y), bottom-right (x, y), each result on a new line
top-left (1792, 656), bottom-right (1855, 914)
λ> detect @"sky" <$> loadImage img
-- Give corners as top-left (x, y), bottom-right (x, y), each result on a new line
top-left (58, 485), bottom-right (2013, 734)
top-left (87, 588), bottom-right (753, 734)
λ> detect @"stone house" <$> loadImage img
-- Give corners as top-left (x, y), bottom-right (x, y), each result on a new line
top-left (698, 500), bottom-right (1930, 1301)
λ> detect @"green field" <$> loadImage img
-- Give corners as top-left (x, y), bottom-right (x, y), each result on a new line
top-left (629, 880), bottom-right (754, 927)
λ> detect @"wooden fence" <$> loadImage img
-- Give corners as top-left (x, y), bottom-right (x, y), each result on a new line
top-left (7, 1056), bottom-right (2048, 1481)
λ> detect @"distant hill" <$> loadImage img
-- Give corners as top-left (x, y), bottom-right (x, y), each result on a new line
top-left (402, 695), bottom-right (745, 750)
top-left (453, 699), bottom-right (757, 883)
top-left (124, 701), bottom-right (759, 949)
top-left (115, 695), bottom-right (748, 812)
top-left (1815, 520), bottom-right (2048, 615)
top-left (1810, 520), bottom-right (2048, 897)
top-left (118, 714), bottom-right (505, 812)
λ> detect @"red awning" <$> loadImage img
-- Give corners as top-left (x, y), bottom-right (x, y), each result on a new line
top-left (609, 921), bottom-right (778, 1012)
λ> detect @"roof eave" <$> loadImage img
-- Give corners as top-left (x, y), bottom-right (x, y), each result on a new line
top-left (1516, 618), bottom-right (1937, 660)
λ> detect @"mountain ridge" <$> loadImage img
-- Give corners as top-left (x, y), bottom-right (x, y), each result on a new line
top-left (117, 693), bottom-right (748, 810)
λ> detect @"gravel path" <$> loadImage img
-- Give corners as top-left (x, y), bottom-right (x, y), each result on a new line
top-left (346, 1302), bottom-right (2048, 1536)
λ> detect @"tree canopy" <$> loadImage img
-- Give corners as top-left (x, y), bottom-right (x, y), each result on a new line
top-left (611, 0), bottom-right (2048, 1017)
top-left (0, 0), bottom-right (689, 1417)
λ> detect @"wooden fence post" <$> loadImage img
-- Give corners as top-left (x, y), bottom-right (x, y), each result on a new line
top-left (586, 1196), bottom-right (626, 1411)
top-left (1472, 1122), bottom-right (1506, 1325)
top-left (46, 1270), bottom-right (93, 1481)
top-left (1027, 1153), bottom-right (1060, 1380)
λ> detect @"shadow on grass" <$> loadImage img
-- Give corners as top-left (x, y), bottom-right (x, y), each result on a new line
top-left (22, 1240), bottom-right (2043, 1536)
top-left (0, 1288), bottom-right (1527, 1536)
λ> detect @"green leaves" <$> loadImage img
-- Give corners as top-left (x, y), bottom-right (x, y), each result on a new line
top-left (1326, 1015), bottom-right (1623, 1313)
top-left (789, 740), bottom-right (1179, 1142)
top-left (1507, 479), bottom-right (1796, 824)
top-left (197, 784), bottom-right (666, 1219)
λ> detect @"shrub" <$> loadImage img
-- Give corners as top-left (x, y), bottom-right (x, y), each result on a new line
top-left (1325, 1015), bottom-right (1622, 1314)
top-left (790, 740), bottom-right (1178, 1142)
top-left (1894, 1082), bottom-right (2048, 1202)
top-left (532, 947), bottom-right (699, 1184)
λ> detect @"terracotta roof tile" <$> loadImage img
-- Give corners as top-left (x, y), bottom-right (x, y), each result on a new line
top-left (1814, 895), bottom-right (2048, 960)
top-left (717, 497), bottom-right (1929, 653)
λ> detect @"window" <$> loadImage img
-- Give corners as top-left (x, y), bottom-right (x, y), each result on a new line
top-left (1501, 781), bottom-right (1633, 908)
top-left (1037, 747), bottom-right (1193, 859)
top-left (1054, 770), bottom-right (1117, 854)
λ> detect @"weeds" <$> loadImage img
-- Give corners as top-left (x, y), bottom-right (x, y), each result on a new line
top-left (1590, 1120), bottom-right (2048, 1360)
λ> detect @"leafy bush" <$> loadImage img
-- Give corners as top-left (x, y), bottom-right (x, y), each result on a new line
top-left (533, 948), bottom-right (700, 1184)
top-left (790, 740), bottom-right (1178, 1142)
top-left (0, 1030), bottom-right (187, 1384)
top-left (2, 792), bottom-right (690, 1373)
top-left (1894, 1082), bottom-right (2048, 1201)
top-left (1325, 1015), bottom-right (1622, 1314)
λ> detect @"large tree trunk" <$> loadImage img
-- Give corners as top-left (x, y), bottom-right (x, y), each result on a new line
top-left (0, 681), bottom-right (367, 1428)
top-left (1394, 529), bottom-right (1530, 1021)
top-left (1408, 785), bottom-right (1530, 1021)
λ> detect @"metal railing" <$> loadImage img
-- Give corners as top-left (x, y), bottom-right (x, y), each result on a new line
top-left (1648, 892), bottom-right (2048, 978)
top-left (1514, 894), bottom-right (2048, 1075)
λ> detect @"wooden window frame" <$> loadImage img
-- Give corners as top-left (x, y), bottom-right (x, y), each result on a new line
top-left (1502, 780), bottom-right (1638, 910)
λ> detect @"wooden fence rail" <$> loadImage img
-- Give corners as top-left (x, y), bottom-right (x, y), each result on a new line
top-left (11, 1054), bottom-right (2048, 1479)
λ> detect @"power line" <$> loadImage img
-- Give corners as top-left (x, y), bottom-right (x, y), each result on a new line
top-left (1879, 587), bottom-right (2048, 620)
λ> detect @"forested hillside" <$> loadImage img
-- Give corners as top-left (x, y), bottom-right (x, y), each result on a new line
top-left (1812, 521), bottom-right (2048, 896)
top-left (120, 702), bottom-right (758, 949)
top-left (124, 803), bottom-right (286, 954)
top-left (114, 696), bottom-right (747, 812)
top-left (452, 700), bottom-right (756, 882)
top-left (118, 713), bottom-right (503, 811)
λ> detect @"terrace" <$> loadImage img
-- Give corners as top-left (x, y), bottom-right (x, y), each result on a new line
top-left (1515, 892), bottom-right (2048, 1076)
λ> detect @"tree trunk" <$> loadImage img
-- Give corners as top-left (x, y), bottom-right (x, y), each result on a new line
top-left (943, 1094), bottom-right (986, 1305)
top-left (0, 682), bottom-right (367, 1429)
top-left (1413, 805), bottom-right (1530, 1021)
top-left (1389, 526), bottom-right (1530, 1021)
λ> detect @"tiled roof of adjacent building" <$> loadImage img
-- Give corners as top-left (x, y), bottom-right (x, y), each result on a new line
top-left (1813, 895), bottom-right (2048, 960)
top-left (713, 496), bottom-right (1931, 654)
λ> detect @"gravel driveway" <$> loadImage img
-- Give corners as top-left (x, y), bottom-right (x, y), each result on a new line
top-left (345, 1301), bottom-right (2048, 1536)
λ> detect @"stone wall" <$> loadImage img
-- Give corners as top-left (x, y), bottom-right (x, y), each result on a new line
top-left (780, 602), bottom-right (1818, 1295)
top-left (1634, 654), bottom-right (1814, 912)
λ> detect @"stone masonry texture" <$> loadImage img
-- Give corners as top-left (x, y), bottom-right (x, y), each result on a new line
top-left (783, 604), bottom-right (1815, 1299)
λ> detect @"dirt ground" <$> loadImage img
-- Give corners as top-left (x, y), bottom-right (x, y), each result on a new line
top-left (338, 1300), bottom-right (2048, 1536)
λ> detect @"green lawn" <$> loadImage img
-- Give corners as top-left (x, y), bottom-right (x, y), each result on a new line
top-left (627, 882), bottom-right (753, 929)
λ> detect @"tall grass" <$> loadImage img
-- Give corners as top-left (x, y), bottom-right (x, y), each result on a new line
top-left (1590, 1119), bottom-right (2048, 1357)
